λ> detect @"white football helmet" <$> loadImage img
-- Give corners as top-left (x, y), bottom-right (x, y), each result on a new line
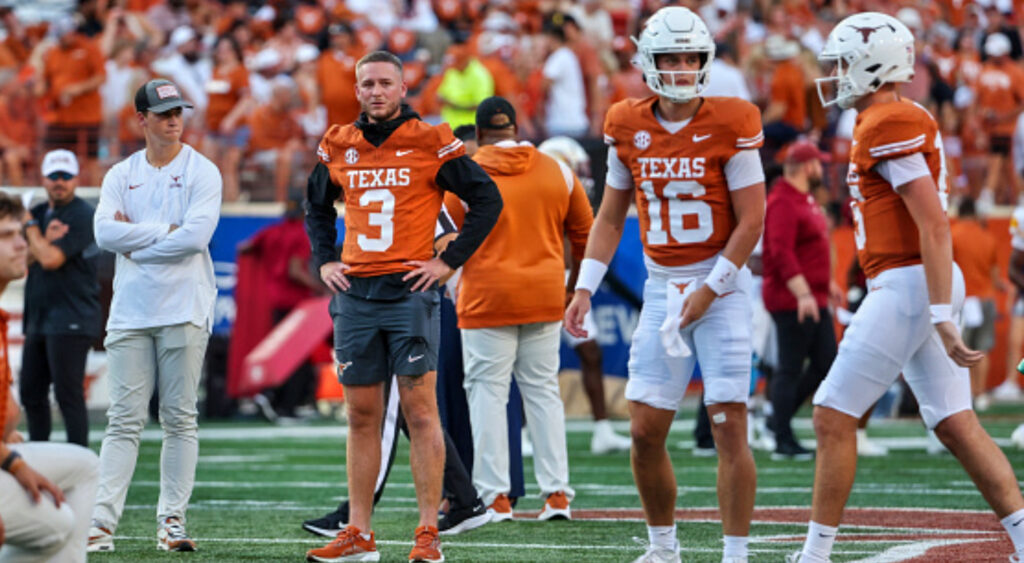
top-left (632, 7), bottom-right (715, 103)
top-left (816, 12), bottom-right (915, 110)
top-left (538, 136), bottom-right (594, 196)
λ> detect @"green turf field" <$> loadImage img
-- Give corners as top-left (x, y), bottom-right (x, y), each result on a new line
top-left (81, 403), bottom-right (1024, 562)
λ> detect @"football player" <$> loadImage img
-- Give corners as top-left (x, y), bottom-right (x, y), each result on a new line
top-left (788, 13), bottom-right (1024, 562)
top-left (565, 7), bottom-right (765, 562)
top-left (304, 50), bottom-right (502, 563)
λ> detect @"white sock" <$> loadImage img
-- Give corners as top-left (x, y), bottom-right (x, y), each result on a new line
top-left (722, 535), bottom-right (748, 558)
top-left (648, 525), bottom-right (678, 551)
top-left (1001, 509), bottom-right (1024, 552)
top-left (594, 419), bottom-right (612, 435)
top-left (801, 521), bottom-right (838, 562)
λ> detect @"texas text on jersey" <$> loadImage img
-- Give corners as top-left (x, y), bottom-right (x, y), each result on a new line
top-left (316, 119), bottom-right (465, 277)
top-left (603, 96), bottom-right (763, 267)
top-left (847, 99), bottom-right (947, 279)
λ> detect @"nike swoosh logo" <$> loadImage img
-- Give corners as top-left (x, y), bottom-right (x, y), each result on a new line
top-left (408, 354), bottom-right (424, 363)
top-left (129, 184), bottom-right (142, 190)
top-left (1014, 517), bottom-right (1024, 527)
top-left (692, 134), bottom-right (712, 143)
top-left (818, 533), bottom-right (834, 537)
top-left (396, 149), bottom-right (414, 156)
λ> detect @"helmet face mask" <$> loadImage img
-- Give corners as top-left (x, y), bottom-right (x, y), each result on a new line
top-left (633, 7), bottom-right (715, 103)
top-left (816, 12), bottom-right (915, 110)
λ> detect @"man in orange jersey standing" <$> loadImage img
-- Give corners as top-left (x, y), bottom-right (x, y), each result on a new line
top-left (790, 12), bottom-right (1024, 563)
top-left (565, 7), bottom-right (765, 562)
top-left (304, 51), bottom-right (501, 563)
top-left (444, 97), bottom-right (592, 522)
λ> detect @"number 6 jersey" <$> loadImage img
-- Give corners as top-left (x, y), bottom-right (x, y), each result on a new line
top-left (316, 118), bottom-right (465, 277)
top-left (846, 100), bottom-right (946, 279)
top-left (603, 96), bottom-right (764, 267)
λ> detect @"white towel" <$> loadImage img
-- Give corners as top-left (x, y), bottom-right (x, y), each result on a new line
top-left (659, 277), bottom-right (697, 357)
top-left (962, 296), bottom-right (984, 329)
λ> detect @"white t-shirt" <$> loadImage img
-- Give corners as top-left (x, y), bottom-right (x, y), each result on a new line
top-left (543, 46), bottom-right (589, 135)
top-left (703, 60), bottom-right (751, 101)
top-left (94, 144), bottom-right (223, 331)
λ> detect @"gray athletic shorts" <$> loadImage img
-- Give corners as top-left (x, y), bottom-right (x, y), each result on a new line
top-left (330, 289), bottom-right (440, 385)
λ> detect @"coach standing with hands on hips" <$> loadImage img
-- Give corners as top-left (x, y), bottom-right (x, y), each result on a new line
top-left (88, 78), bottom-right (222, 553)
top-left (20, 149), bottom-right (100, 448)
top-left (762, 140), bottom-right (840, 460)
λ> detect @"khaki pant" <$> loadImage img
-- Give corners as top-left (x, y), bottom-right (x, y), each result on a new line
top-left (0, 442), bottom-right (98, 563)
top-left (93, 322), bottom-right (208, 530)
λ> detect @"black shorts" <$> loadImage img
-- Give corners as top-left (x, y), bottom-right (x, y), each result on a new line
top-left (331, 289), bottom-right (440, 385)
top-left (990, 135), bottom-right (1012, 156)
top-left (45, 125), bottom-right (100, 158)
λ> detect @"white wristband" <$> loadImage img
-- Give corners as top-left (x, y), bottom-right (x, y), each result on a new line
top-left (705, 256), bottom-right (739, 295)
top-left (575, 258), bottom-right (608, 294)
top-left (929, 303), bottom-right (953, 325)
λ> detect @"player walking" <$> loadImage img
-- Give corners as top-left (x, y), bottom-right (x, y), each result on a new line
top-left (789, 12), bottom-right (1024, 562)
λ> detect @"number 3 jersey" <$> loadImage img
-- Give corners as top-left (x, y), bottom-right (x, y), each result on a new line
top-left (316, 119), bottom-right (465, 277)
top-left (847, 100), bottom-right (946, 279)
top-left (603, 96), bottom-right (764, 268)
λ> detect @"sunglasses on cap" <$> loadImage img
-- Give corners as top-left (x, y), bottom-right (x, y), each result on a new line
top-left (46, 172), bottom-right (74, 181)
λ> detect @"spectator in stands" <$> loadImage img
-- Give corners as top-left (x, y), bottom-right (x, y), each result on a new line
top-left (762, 35), bottom-right (807, 148)
top-left (540, 14), bottom-right (588, 138)
top-left (36, 16), bottom-right (106, 185)
top-left (150, 26), bottom-right (210, 116)
top-left (437, 41), bottom-right (494, 129)
top-left (703, 41), bottom-right (751, 101)
top-left (0, 191), bottom-right (99, 563)
top-left (0, 71), bottom-right (35, 186)
top-left (608, 37), bottom-right (647, 103)
top-left (248, 76), bottom-right (305, 202)
top-left (762, 141), bottom-right (839, 460)
top-left (952, 198), bottom-right (1004, 410)
top-left (561, 14), bottom-right (607, 137)
top-left (318, 23), bottom-right (362, 128)
top-left (294, 44), bottom-right (327, 143)
top-left (568, 0), bottom-right (614, 62)
top-left (975, 33), bottom-right (1024, 206)
top-left (100, 40), bottom-right (148, 160)
top-left (19, 149), bottom-right (100, 448)
top-left (203, 36), bottom-right (252, 202)
top-left (249, 48), bottom-right (283, 105)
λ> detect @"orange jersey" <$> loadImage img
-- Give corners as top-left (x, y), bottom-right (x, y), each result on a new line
top-left (444, 143), bottom-right (592, 329)
top-left (603, 96), bottom-right (764, 267)
top-left (42, 35), bottom-right (105, 125)
top-left (847, 100), bottom-right (947, 279)
top-left (951, 220), bottom-right (997, 299)
top-left (317, 119), bottom-right (464, 277)
top-left (975, 60), bottom-right (1024, 137)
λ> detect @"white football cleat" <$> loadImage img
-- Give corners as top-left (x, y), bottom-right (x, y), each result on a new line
top-left (856, 429), bottom-right (888, 457)
top-left (87, 524), bottom-right (114, 552)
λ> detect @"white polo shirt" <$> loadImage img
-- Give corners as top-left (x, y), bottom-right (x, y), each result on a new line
top-left (94, 144), bottom-right (222, 331)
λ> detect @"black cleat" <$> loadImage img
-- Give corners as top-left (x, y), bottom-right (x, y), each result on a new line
top-left (438, 499), bottom-right (491, 536)
top-left (302, 503), bottom-right (349, 538)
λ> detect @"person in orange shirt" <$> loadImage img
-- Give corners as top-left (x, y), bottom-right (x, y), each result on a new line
top-left (203, 36), bottom-right (253, 202)
top-left (976, 33), bottom-right (1024, 205)
top-left (304, 51), bottom-right (502, 563)
top-left (318, 22), bottom-right (362, 128)
top-left (952, 198), bottom-right (1007, 410)
top-left (445, 97), bottom-right (591, 523)
top-left (248, 77), bottom-right (305, 202)
top-left (762, 34), bottom-right (807, 148)
top-left (0, 74), bottom-right (37, 186)
top-left (36, 17), bottom-right (106, 185)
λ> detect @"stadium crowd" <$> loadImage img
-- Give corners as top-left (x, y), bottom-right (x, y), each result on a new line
top-left (0, 0), bottom-right (1019, 203)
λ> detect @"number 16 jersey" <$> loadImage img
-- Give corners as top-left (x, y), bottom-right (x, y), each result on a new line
top-left (316, 119), bottom-right (465, 277)
top-left (603, 96), bottom-right (764, 268)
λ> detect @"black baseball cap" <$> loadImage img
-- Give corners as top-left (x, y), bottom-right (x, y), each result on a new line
top-left (134, 79), bottom-right (194, 113)
top-left (475, 96), bottom-right (516, 130)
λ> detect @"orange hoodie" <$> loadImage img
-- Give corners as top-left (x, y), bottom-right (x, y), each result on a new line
top-left (445, 141), bottom-right (593, 329)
